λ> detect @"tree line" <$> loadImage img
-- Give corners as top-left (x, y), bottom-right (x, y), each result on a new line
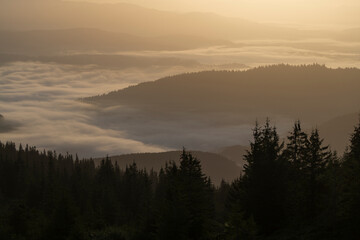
top-left (0, 119), bottom-right (359, 239)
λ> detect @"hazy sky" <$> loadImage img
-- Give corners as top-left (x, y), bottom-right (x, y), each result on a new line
top-left (73, 0), bottom-right (360, 28)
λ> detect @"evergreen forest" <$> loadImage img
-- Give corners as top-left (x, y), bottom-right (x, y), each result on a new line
top-left (1, 119), bottom-right (360, 240)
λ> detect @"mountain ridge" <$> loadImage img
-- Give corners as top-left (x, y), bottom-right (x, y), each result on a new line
top-left (84, 64), bottom-right (360, 124)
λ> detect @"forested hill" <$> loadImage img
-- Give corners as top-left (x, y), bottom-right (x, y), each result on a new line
top-left (84, 64), bottom-right (360, 123)
top-left (93, 151), bottom-right (242, 185)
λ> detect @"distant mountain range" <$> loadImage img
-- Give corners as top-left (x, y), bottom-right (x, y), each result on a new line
top-left (93, 151), bottom-right (242, 185)
top-left (0, 53), bottom-right (201, 69)
top-left (0, 28), bottom-right (229, 55)
top-left (1, 1), bottom-right (359, 42)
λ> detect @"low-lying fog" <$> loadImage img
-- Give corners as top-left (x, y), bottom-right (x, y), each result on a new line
top-left (1, 41), bottom-right (359, 157)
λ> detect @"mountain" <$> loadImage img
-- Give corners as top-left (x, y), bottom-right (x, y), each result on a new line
top-left (0, 1), bottom-right (351, 41)
top-left (93, 151), bottom-right (242, 185)
top-left (0, 28), bottom-right (229, 55)
top-left (84, 64), bottom-right (360, 125)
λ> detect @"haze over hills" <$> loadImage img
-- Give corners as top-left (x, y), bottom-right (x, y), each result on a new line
top-left (1, 1), bottom-right (359, 71)
top-left (0, 53), bottom-right (201, 69)
top-left (85, 65), bottom-right (360, 125)
top-left (1, 0), bottom-right (359, 42)
top-left (93, 151), bottom-right (242, 185)
top-left (0, 28), bottom-right (230, 55)
top-left (1, 0), bottom-right (360, 238)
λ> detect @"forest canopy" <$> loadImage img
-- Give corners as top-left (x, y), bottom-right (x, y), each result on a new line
top-left (1, 119), bottom-right (360, 239)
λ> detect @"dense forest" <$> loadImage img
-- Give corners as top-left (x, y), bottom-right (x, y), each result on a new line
top-left (1, 119), bottom-right (360, 240)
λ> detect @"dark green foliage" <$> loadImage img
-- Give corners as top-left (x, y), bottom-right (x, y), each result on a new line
top-left (242, 120), bottom-right (286, 235)
top-left (224, 178), bottom-right (257, 240)
top-left (339, 118), bottom-right (360, 239)
top-left (0, 118), bottom-right (359, 239)
top-left (155, 150), bottom-right (215, 240)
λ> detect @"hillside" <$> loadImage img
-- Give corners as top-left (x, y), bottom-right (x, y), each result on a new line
top-left (85, 65), bottom-right (360, 124)
top-left (93, 151), bottom-right (242, 185)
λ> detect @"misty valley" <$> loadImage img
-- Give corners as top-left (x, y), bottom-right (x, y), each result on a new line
top-left (1, 0), bottom-right (360, 239)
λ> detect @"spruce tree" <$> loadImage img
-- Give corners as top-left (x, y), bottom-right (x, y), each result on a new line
top-left (284, 120), bottom-right (308, 167)
top-left (282, 121), bottom-right (308, 225)
top-left (242, 119), bottom-right (285, 235)
top-left (179, 149), bottom-right (215, 240)
top-left (341, 118), bottom-right (360, 238)
top-left (225, 178), bottom-right (257, 240)
top-left (303, 129), bottom-right (331, 220)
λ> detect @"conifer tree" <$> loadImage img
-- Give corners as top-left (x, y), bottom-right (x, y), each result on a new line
top-left (302, 129), bottom-right (332, 219)
top-left (284, 120), bottom-right (308, 167)
top-left (282, 121), bottom-right (309, 224)
top-left (225, 178), bottom-right (257, 240)
top-left (179, 149), bottom-right (215, 240)
top-left (341, 119), bottom-right (360, 238)
top-left (242, 120), bottom-right (285, 234)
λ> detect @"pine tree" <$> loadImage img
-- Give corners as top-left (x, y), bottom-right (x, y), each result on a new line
top-left (302, 129), bottom-right (332, 220)
top-left (347, 118), bottom-right (360, 162)
top-left (224, 178), bottom-right (257, 240)
top-left (156, 150), bottom-right (215, 240)
top-left (341, 118), bottom-right (360, 238)
top-left (282, 121), bottom-right (309, 225)
top-left (178, 149), bottom-right (215, 240)
top-left (284, 120), bottom-right (308, 168)
top-left (242, 119), bottom-right (286, 234)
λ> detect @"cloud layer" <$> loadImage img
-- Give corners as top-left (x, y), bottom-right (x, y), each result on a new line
top-left (0, 61), bottom-right (289, 157)
top-left (1, 40), bottom-right (359, 157)
top-left (0, 62), bottom-right (173, 157)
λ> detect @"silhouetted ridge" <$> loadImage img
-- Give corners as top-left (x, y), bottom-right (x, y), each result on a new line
top-left (84, 64), bottom-right (360, 123)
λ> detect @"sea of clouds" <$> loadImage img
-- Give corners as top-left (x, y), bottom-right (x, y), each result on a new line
top-left (0, 61), bottom-right (281, 158)
top-left (1, 41), bottom-right (359, 158)
top-left (0, 62), bottom-right (174, 157)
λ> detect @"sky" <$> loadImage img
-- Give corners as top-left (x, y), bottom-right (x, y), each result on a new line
top-left (72, 0), bottom-right (360, 28)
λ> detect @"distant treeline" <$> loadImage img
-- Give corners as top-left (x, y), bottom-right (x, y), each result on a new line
top-left (1, 119), bottom-right (359, 239)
